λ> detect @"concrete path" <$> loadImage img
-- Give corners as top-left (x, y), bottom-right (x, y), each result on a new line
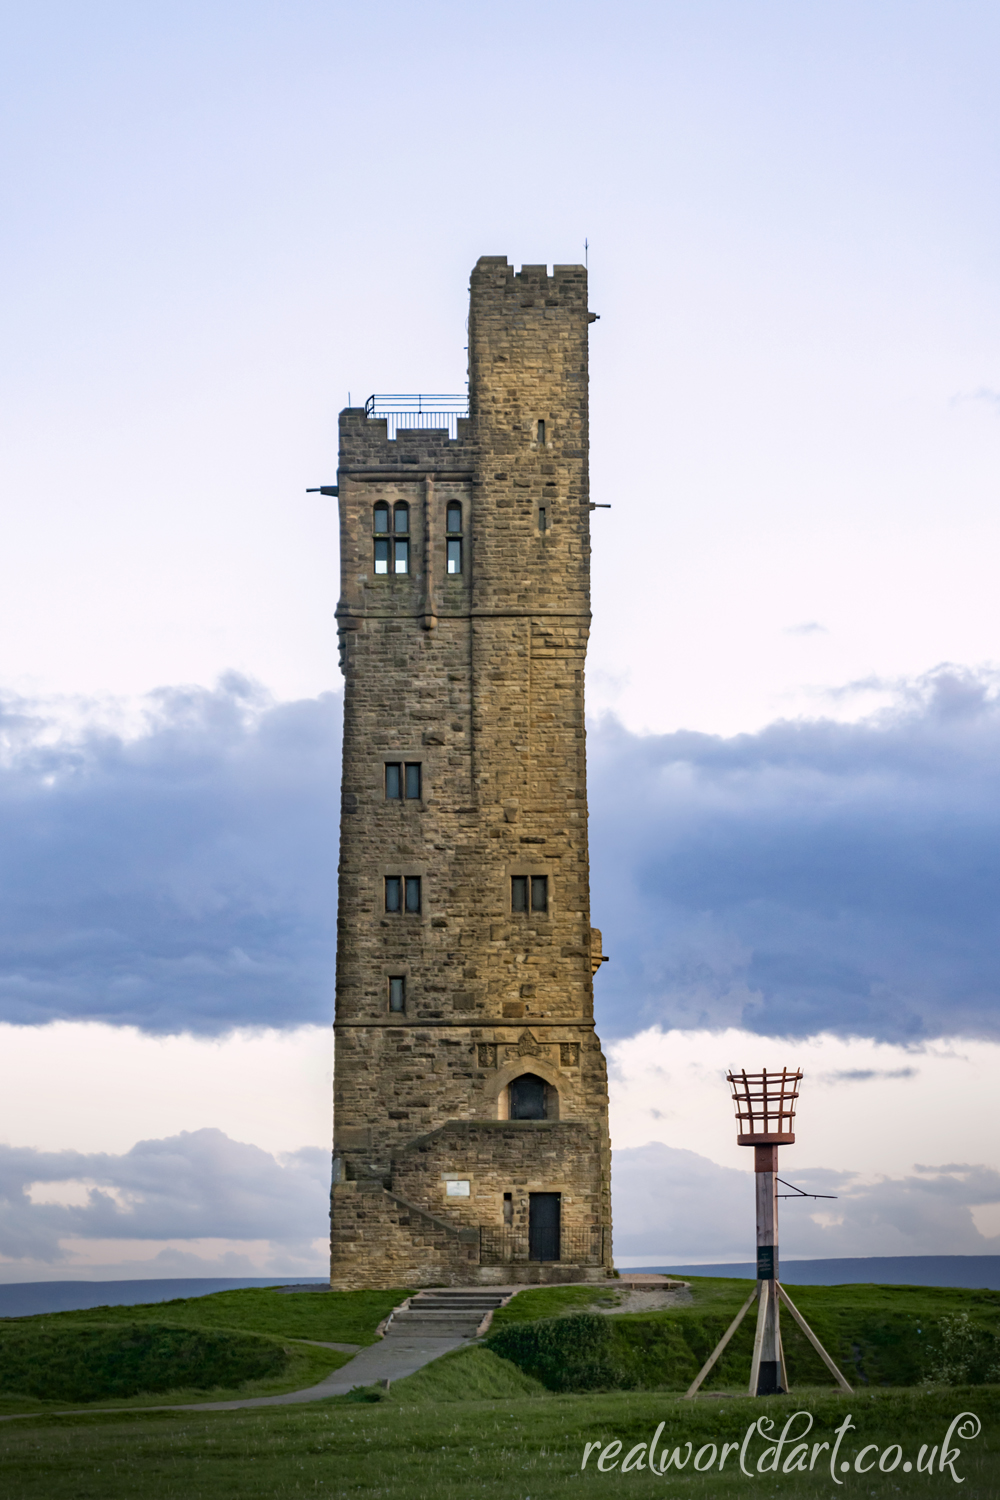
top-left (187, 1332), bottom-right (472, 1409)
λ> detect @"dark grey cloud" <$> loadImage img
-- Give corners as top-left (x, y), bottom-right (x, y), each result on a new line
top-left (589, 666), bottom-right (1000, 1043)
top-left (0, 1128), bottom-right (329, 1274)
top-left (3, 664), bottom-right (1000, 1044)
top-left (0, 676), bottom-right (340, 1034)
top-left (612, 1142), bottom-right (1000, 1263)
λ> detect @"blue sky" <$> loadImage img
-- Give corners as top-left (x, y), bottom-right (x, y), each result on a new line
top-left (2, 0), bottom-right (1000, 1275)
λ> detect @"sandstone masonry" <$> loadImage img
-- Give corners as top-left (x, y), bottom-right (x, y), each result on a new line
top-left (330, 256), bottom-right (612, 1288)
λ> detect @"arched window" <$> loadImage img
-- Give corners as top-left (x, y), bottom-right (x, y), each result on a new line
top-left (509, 1072), bottom-right (548, 1120)
top-left (393, 503), bottom-right (410, 574)
top-left (446, 502), bottom-right (462, 575)
top-left (373, 505), bottom-right (390, 575)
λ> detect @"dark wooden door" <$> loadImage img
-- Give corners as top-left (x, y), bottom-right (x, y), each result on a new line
top-left (510, 1073), bottom-right (546, 1119)
top-left (529, 1192), bottom-right (561, 1262)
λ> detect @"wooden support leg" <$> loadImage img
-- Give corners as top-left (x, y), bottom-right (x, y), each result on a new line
top-left (776, 1282), bottom-right (853, 1393)
top-left (683, 1284), bottom-right (759, 1399)
top-left (748, 1279), bottom-right (770, 1396)
top-left (777, 1323), bottom-right (789, 1394)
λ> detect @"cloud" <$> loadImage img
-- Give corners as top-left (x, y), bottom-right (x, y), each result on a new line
top-left (589, 665), bottom-right (1000, 1043)
top-left (783, 621), bottom-right (827, 636)
top-left (6, 1120), bottom-right (996, 1280)
top-left (0, 676), bottom-right (340, 1035)
top-left (0, 1128), bottom-right (329, 1278)
top-left (3, 663), bottom-right (1000, 1046)
top-left (611, 1142), bottom-right (1000, 1264)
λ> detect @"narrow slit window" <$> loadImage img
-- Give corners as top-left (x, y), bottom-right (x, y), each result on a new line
top-left (447, 538), bottom-right (462, 574)
top-left (394, 538), bottom-right (409, 574)
top-left (530, 875), bottom-right (548, 913)
top-left (393, 502), bottom-right (410, 534)
top-left (537, 419), bottom-right (546, 444)
top-left (385, 877), bottom-right (402, 913)
top-left (511, 876), bottom-right (528, 913)
top-left (385, 763), bottom-right (401, 799)
top-left (538, 507), bottom-right (547, 533)
top-left (404, 762), bottom-right (421, 799)
top-left (388, 976), bottom-right (406, 1013)
top-left (446, 502), bottom-right (462, 533)
top-left (503, 1192), bottom-right (513, 1226)
top-left (404, 876), bottom-right (421, 913)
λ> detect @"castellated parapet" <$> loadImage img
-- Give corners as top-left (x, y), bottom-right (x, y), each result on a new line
top-left (330, 257), bottom-right (612, 1288)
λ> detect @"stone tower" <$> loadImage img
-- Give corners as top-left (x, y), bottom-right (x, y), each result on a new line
top-left (329, 256), bottom-right (612, 1288)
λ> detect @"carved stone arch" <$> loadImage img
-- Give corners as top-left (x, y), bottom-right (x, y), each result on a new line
top-left (489, 1056), bottom-right (561, 1121)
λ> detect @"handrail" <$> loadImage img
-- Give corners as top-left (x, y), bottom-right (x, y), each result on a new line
top-left (365, 393), bottom-right (469, 440)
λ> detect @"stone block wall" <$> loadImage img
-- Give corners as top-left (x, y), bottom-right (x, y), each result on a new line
top-left (330, 258), bottom-right (612, 1289)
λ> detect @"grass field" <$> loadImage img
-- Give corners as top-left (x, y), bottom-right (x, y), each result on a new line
top-left (1, 1279), bottom-right (999, 1497)
top-left (1, 1383), bottom-right (997, 1498)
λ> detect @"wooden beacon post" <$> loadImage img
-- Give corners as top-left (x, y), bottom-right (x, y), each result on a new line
top-left (684, 1068), bottom-right (853, 1400)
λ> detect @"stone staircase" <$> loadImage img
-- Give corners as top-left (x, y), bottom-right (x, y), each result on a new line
top-left (383, 1288), bottom-right (510, 1340)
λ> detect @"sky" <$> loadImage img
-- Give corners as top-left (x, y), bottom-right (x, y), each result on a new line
top-left (2, 0), bottom-right (1000, 1278)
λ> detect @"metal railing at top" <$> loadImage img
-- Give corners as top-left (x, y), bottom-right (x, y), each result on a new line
top-left (364, 393), bottom-right (469, 441)
top-left (479, 1225), bottom-right (603, 1266)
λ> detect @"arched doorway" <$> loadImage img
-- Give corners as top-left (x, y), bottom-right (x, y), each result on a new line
top-left (509, 1072), bottom-right (548, 1120)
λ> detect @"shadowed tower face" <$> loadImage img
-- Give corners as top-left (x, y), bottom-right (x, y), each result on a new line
top-left (330, 256), bottom-right (612, 1289)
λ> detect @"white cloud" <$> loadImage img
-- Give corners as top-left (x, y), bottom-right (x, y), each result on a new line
top-left (607, 1027), bottom-right (1000, 1264)
top-left (607, 1027), bottom-right (1000, 1179)
top-left (0, 1128), bottom-right (329, 1282)
top-left (611, 1142), bottom-right (1000, 1265)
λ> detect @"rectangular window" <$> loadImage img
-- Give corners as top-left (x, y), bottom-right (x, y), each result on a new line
top-left (404, 876), bottom-right (421, 913)
top-left (394, 538), bottom-right (409, 575)
top-left (385, 876), bottom-right (401, 913)
top-left (374, 537), bottom-right (389, 574)
top-left (537, 419), bottom-right (546, 444)
top-left (388, 976), bottom-right (406, 1012)
top-left (447, 538), bottom-right (462, 575)
top-left (386, 763), bottom-right (421, 799)
top-left (512, 875), bottom-right (548, 913)
top-left (538, 507), bottom-right (547, 532)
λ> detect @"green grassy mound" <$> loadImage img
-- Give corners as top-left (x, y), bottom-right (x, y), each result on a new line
top-left (488, 1283), bottom-right (620, 1329)
top-left (388, 1344), bottom-right (548, 1403)
top-left (0, 1320), bottom-right (289, 1403)
top-left (488, 1312), bottom-right (637, 1392)
top-left (31, 1286), bottom-right (409, 1347)
top-left (488, 1278), bottom-right (1000, 1393)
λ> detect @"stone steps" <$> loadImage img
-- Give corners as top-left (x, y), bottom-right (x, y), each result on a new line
top-left (383, 1288), bottom-right (510, 1339)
